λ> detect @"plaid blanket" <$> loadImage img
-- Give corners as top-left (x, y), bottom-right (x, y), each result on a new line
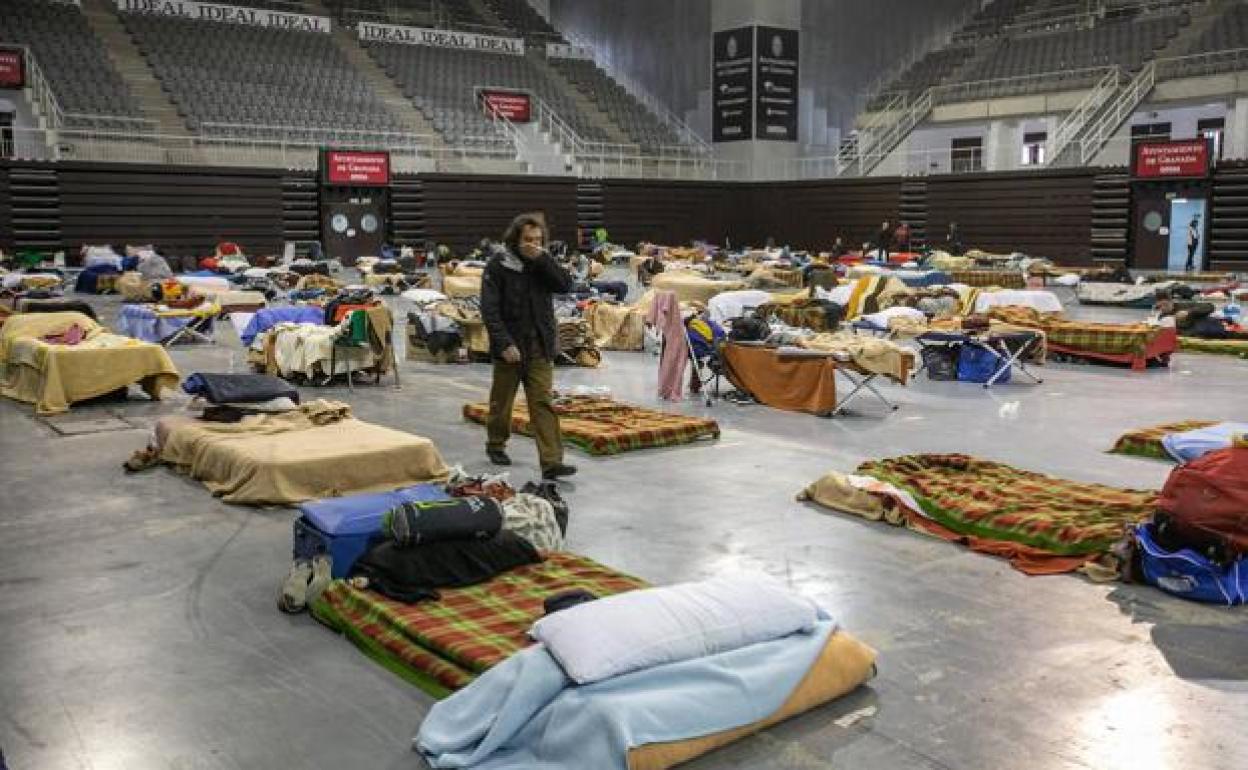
top-left (1110, 420), bottom-right (1218, 460)
top-left (986, 306), bottom-right (1162, 356)
top-left (857, 454), bottom-right (1156, 558)
top-left (312, 552), bottom-right (647, 697)
top-left (1179, 337), bottom-right (1248, 358)
top-left (948, 270), bottom-right (1026, 289)
top-left (463, 395), bottom-right (720, 456)
top-left (758, 300), bottom-right (837, 332)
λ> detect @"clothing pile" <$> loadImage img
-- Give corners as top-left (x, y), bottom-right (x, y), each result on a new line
top-left (282, 470), bottom-right (568, 613)
top-left (180, 372), bottom-right (300, 423)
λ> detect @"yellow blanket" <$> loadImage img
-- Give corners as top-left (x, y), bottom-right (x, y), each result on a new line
top-left (794, 332), bottom-right (915, 383)
top-left (1, 312), bottom-right (179, 414)
top-left (157, 400), bottom-right (450, 504)
top-left (651, 271), bottom-right (745, 304)
top-left (443, 274), bottom-right (482, 299)
top-left (583, 301), bottom-right (645, 351)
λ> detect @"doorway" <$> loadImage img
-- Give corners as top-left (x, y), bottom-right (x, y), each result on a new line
top-left (320, 188), bottom-right (388, 266)
top-left (1166, 197), bottom-right (1207, 272)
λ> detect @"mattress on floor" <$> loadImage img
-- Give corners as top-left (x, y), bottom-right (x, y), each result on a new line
top-left (853, 453), bottom-right (1157, 574)
top-left (1109, 420), bottom-right (1218, 461)
top-left (0, 312), bottom-right (180, 414)
top-left (1179, 336), bottom-right (1248, 358)
top-left (311, 552), bottom-right (649, 697)
top-left (462, 396), bottom-right (721, 456)
top-left (650, 271), bottom-right (745, 304)
top-left (157, 403), bottom-right (450, 504)
top-left (947, 269), bottom-right (1026, 289)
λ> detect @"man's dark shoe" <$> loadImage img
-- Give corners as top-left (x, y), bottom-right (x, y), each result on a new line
top-left (541, 463), bottom-right (578, 480)
top-left (487, 449), bottom-right (512, 466)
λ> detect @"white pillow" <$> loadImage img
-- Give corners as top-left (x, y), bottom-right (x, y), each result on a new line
top-left (529, 574), bottom-right (821, 685)
top-left (815, 284), bottom-right (855, 306)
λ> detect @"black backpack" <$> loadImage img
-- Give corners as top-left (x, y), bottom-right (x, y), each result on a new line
top-left (729, 316), bottom-right (771, 342)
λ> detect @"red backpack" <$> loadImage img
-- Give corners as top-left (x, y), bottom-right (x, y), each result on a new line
top-left (1158, 447), bottom-right (1248, 559)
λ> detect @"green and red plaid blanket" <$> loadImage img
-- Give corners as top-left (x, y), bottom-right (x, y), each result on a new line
top-left (987, 306), bottom-right (1163, 356)
top-left (1110, 420), bottom-right (1217, 460)
top-left (759, 301), bottom-right (837, 333)
top-left (463, 395), bottom-right (720, 456)
top-left (1179, 337), bottom-right (1248, 359)
top-left (948, 270), bottom-right (1026, 289)
top-left (311, 552), bottom-right (647, 697)
top-left (857, 454), bottom-right (1157, 557)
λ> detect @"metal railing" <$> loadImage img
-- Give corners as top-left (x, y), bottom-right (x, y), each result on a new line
top-left (858, 88), bottom-right (935, 176)
top-left (1155, 47), bottom-right (1248, 80)
top-left (13, 44), bottom-right (64, 131)
top-left (930, 65), bottom-right (1115, 104)
top-left (1046, 66), bottom-right (1120, 164)
top-left (1080, 59), bottom-right (1155, 165)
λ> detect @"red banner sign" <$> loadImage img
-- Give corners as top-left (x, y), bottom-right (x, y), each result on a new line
top-left (0, 49), bottom-right (24, 89)
top-left (322, 150), bottom-right (390, 186)
top-left (1133, 139), bottom-right (1211, 179)
top-left (479, 89), bottom-right (531, 123)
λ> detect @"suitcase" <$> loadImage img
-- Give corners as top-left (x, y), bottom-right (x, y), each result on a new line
top-left (292, 483), bottom-right (450, 578)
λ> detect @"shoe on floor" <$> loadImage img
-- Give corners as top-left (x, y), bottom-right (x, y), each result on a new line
top-left (278, 560), bottom-right (313, 614)
top-left (305, 554), bottom-right (333, 605)
top-left (541, 463), bottom-right (578, 480)
top-left (487, 448), bottom-right (512, 466)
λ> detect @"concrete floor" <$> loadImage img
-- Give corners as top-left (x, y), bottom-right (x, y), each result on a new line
top-left (2, 282), bottom-right (1246, 770)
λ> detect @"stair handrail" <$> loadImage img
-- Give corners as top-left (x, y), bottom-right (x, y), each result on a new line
top-left (9, 44), bottom-right (65, 130)
top-left (1047, 66), bottom-right (1120, 164)
top-left (858, 87), bottom-right (935, 176)
top-left (200, 120), bottom-right (437, 149)
top-left (1080, 60), bottom-right (1155, 165)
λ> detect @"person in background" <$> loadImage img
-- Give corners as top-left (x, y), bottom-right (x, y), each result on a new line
top-left (1156, 294), bottom-right (1248, 340)
top-left (1186, 216), bottom-right (1201, 272)
top-left (480, 212), bottom-right (577, 480)
top-left (946, 222), bottom-right (964, 256)
top-left (894, 221), bottom-right (912, 253)
top-left (876, 221), bottom-right (892, 262)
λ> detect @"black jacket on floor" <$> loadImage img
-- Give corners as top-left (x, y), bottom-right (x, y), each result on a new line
top-left (480, 246), bottom-right (572, 361)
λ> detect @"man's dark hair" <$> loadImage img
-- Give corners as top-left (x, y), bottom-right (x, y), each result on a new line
top-left (502, 212), bottom-right (548, 253)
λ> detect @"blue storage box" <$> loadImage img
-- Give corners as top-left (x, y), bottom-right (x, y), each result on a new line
top-left (1136, 524), bottom-right (1246, 606)
top-left (292, 483), bottom-right (450, 578)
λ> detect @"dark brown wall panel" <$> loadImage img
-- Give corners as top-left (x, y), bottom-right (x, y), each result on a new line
top-left (925, 168), bottom-right (1096, 264)
top-left (747, 178), bottom-right (901, 251)
top-left (417, 174), bottom-right (577, 252)
top-left (599, 180), bottom-right (748, 248)
top-left (54, 162), bottom-right (284, 258)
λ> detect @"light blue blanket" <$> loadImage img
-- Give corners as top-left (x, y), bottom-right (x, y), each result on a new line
top-left (416, 619), bottom-right (840, 769)
top-left (1162, 422), bottom-right (1248, 463)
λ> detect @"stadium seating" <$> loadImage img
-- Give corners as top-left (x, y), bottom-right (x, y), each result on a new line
top-left (482, 0), bottom-right (563, 40)
top-left (868, 46), bottom-right (974, 107)
top-left (0, 0), bottom-right (143, 128)
top-left (1187, 2), bottom-right (1248, 53)
top-left (365, 40), bottom-right (613, 150)
top-left (548, 58), bottom-right (683, 152)
top-left (122, 13), bottom-right (403, 137)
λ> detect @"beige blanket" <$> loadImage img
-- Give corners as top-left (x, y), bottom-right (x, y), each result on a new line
top-left (793, 332), bottom-right (915, 384)
top-left (584, 301), bottom-right (645, 351)
top-left (1, 312), bottom-right (179, 414)
top-left (651, 271), bottom-right (745, 304)
top-left (157, 400), bottom-right (450, 504)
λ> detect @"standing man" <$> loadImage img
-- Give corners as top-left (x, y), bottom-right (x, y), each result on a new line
top-left (876, 220), bottom-right (892, 263)
top-left (894, 220), bottom-right (912, 253)
top-left (1185, 215), bottom-right (1201, 272)
top-left (480, 212), bottom-right (577, 480)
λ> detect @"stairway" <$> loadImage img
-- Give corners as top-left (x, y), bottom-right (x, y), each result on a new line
top-left (576, 182), bottom-right (604, 248)
top-left (390, 177), bottom-right (427, 246)
top-left (1090, 170), bottom-right (1129, 265)
top-left (1076, 61), bottom-right (1156, 167)
top-left (1047, 68), bottom-right (1121, 167)
top-left (857, 88), bottom-right (935, 177)
top-left (9, 167), bottom-right (62, 254)
top-left (1208, 165), bottom-right (1248, 268)
top-left (1152, 0), bottom-right (1228, 60)
top-left (79, 0), bottom-right (188, 137)
top-left (303, 0), bottom-right (447, 148)
top-left (281, 174), bottom-right (320, 255)
top-left (526, 51), bottom-right (634, 146)
top-left (899, 180), bottom-right (928, 250)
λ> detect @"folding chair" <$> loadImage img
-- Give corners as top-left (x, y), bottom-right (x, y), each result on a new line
top-left (162, 313), bottom-right (215, 347)
top-left (328, 308), bottom-right (401, 391)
